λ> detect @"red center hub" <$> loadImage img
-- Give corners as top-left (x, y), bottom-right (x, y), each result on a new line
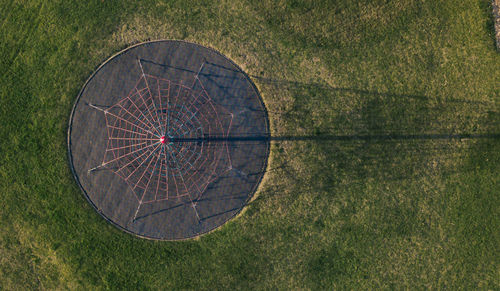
top-left (160, 136), bottom-right (167, 144)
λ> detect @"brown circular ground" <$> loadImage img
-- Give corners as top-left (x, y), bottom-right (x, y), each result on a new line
top-left (68, 40), bottom-right (270, 240)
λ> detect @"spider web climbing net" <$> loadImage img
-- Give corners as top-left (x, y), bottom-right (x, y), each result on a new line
top-left (89, 64), bottom-right (234, 220)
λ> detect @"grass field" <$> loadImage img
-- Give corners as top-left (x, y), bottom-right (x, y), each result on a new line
top-left (1, 0), bottom-right (499, 289)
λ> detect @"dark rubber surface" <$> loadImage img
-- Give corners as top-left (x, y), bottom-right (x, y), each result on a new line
top-left (68, 40), bottom-right (270, 240)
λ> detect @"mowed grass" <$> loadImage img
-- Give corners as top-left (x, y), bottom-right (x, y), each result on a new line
top-left (1, 0), bottom-right (499, 289)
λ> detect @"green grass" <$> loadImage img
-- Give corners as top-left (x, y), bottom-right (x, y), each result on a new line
top-left (1, 0), bottom-right (499, 289)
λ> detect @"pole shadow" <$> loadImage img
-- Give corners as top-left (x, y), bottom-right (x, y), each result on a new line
top-left (170, 133), bottom-right (500, 143)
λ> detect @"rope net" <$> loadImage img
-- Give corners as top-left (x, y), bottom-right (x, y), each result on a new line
top-left (97, 72), bottom-right (234, 219)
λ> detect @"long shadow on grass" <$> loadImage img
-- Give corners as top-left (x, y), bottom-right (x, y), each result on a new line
top-left (171, 133), bottom-right (500, 143)
top-left (235, 73), bottom-right (499, 206)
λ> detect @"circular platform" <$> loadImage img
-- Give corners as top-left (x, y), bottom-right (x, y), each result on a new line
top-left (68, 40), bottom-right (270, 240)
